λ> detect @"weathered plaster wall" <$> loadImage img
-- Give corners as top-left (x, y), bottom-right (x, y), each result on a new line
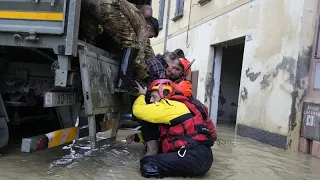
top-left (151, 0), bottom-right (318, 150)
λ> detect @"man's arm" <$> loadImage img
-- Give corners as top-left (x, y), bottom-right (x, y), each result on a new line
top-left (133, 95), bottom-right (190, 124)
top-left (145, 40), bottom-right (155, 59)
top-left (133, 95), bottom-right (170, 124)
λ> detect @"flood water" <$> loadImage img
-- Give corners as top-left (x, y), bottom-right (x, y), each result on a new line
top-left (1, 124), bottom-right (320, 180)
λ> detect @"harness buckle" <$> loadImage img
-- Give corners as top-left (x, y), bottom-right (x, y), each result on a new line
top-left (177, 146), bottom-right (187, 158)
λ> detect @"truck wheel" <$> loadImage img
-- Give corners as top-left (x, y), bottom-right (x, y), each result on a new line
top-left (0, 117), bottom-right (9, 154)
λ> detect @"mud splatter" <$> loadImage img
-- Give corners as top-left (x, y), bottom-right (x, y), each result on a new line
top-left (260, 74), bottom-right (271, 90)
top-left (240, 87), bottom-right (248, 101)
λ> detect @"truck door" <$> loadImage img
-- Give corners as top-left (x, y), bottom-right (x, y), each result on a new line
top-left (78, 42), bottom-right (131, 149)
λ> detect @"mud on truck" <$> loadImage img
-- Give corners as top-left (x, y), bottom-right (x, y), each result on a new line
top-left (0, 0), bottom-right (149, 153)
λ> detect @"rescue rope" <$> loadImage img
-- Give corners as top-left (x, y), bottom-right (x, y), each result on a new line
top-left (215, 139), bottom-right (226, 145)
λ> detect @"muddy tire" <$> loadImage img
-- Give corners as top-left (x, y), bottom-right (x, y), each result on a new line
top-left (0, 117), bottom-right (9, 154)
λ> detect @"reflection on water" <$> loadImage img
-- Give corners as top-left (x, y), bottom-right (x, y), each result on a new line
top-left (1, 125), bottom-right (320, 180)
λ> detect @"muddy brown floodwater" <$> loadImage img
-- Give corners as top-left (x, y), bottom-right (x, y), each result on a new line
top-left (1, 124), bottom-right (320, 180)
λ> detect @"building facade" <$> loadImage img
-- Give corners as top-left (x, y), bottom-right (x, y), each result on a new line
top-left (150, 0), bottom-right (319, 150)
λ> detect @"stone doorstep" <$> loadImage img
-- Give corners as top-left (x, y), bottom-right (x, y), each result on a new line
top-left (311, 140), bottom-right (320, 159)
top-left (298, 137), bottom-right (320, 159)
top-left (298, 137), bottom-right (311, 154)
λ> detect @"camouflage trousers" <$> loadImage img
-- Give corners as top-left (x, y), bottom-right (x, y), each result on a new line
top-left (80, 0), bottom-right (155, 84)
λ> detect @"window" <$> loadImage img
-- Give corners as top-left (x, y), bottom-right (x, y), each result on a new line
top-left (173, 0), bottom-right (184, 21)
top-left (158, 0), bottom-right (165, 29)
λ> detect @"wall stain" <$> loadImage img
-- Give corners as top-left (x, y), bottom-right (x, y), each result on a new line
top-left (240, 87), bottom-right (248, 101)
top-left (204, 72), bottom-right (214, 103)
top-left (273, 57), bottom-right (295, 85)
top-left (296, 47), bottom-right (312, 89)
top-left (288, 47), bottom-right (312, 132)
top-left (245, 67), bottom-right (261, 82)
top-left (289, 91), bottom-right (298, 131)
top-left (260, 74), bottom-right (271, 90)
top-left (287, 139), bottom-right (293, 149)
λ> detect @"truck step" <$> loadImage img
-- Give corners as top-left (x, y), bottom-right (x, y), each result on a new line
top-left (21, 126), bottom-right (79, 153)
top-left (20, 119), bottom-right (117, 153)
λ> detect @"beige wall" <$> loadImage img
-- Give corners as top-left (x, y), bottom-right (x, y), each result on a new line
top-left (151, 0), bottom-right (318, 150)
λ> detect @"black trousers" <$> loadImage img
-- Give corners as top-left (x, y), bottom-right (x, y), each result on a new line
top-left (140, 145), bottom-right (213, 178)
top-left (135, 118), bottom-right (159, 142)
top-left (133, 92), bottom-right (160, 142)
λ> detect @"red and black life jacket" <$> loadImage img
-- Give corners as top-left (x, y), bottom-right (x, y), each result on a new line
top-left (159, 95), bottom-right (215, 153)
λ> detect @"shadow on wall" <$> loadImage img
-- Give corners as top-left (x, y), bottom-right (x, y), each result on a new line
top-left (218, 43), bottom-right (245, 124)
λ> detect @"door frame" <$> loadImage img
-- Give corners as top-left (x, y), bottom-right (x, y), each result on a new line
top-left (209, 47), bottom-right (223, 125)
top-left (209, 37), bottom-right (246, 125)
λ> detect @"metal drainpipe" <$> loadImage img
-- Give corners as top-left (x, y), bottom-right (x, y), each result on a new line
top-left (163, 0), bottom-right (171, 53)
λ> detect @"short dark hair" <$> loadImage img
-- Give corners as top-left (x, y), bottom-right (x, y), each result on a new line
top-left (140, 5), bottom-right (152, 13)
top-left (163, 52), bottom-right (178, 62)
top-left (145, 16), bottom-right (159, 37)
top-left (173, 49), bottom-right (185, 58)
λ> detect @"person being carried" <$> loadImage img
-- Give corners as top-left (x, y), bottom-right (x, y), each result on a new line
top-left (127, 80), bottom-right (217, 149)
top-left (132, 79), bottom-right (215, 178)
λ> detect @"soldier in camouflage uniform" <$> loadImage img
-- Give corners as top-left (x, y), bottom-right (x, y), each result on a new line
top-left (79, 0), bottom-right (158, 85)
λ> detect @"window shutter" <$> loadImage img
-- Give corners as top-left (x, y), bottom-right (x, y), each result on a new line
top-left (175, 0), bottom-right (184, 16)
top-left (158, 0), bottom-right (165, 27)
top-left (179, 0), bottom-right (184, 15)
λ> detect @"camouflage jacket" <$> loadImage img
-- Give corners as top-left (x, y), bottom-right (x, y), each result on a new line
top-left (80, 0), bottom-right (152, 80)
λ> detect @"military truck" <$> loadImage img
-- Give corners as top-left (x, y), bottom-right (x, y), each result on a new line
top-left (0, 0), bottom-right (149, 153)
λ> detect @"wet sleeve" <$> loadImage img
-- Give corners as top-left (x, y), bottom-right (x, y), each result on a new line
top-left (132, 95), bottom-right (171, 124)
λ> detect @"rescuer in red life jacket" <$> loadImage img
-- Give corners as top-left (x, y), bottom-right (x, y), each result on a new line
top-left (174, 80), bottom-right (217, 139)
top-left (133, 79), bottom-right (215, 178)
top-left (127, 80), bottom-right (217, 146)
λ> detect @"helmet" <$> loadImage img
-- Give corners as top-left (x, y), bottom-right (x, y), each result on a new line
top-left (149, 79), bottom-right (174, 98)
top-left (179, 58), bottom-right (191, 77)
top-left (174, 80), bottom-right (192, 98)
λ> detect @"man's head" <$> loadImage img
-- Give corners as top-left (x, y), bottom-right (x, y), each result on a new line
top-left (145, 17), bottom-right (159, 38)
top-left (162, 52), bottom-right (184, 80)
top-left (149, 79), bottom-right (174, 103)
top-left (173, 49), bottom-right (185, 58)
top-left (140, 5), bottom-right (153, 18)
